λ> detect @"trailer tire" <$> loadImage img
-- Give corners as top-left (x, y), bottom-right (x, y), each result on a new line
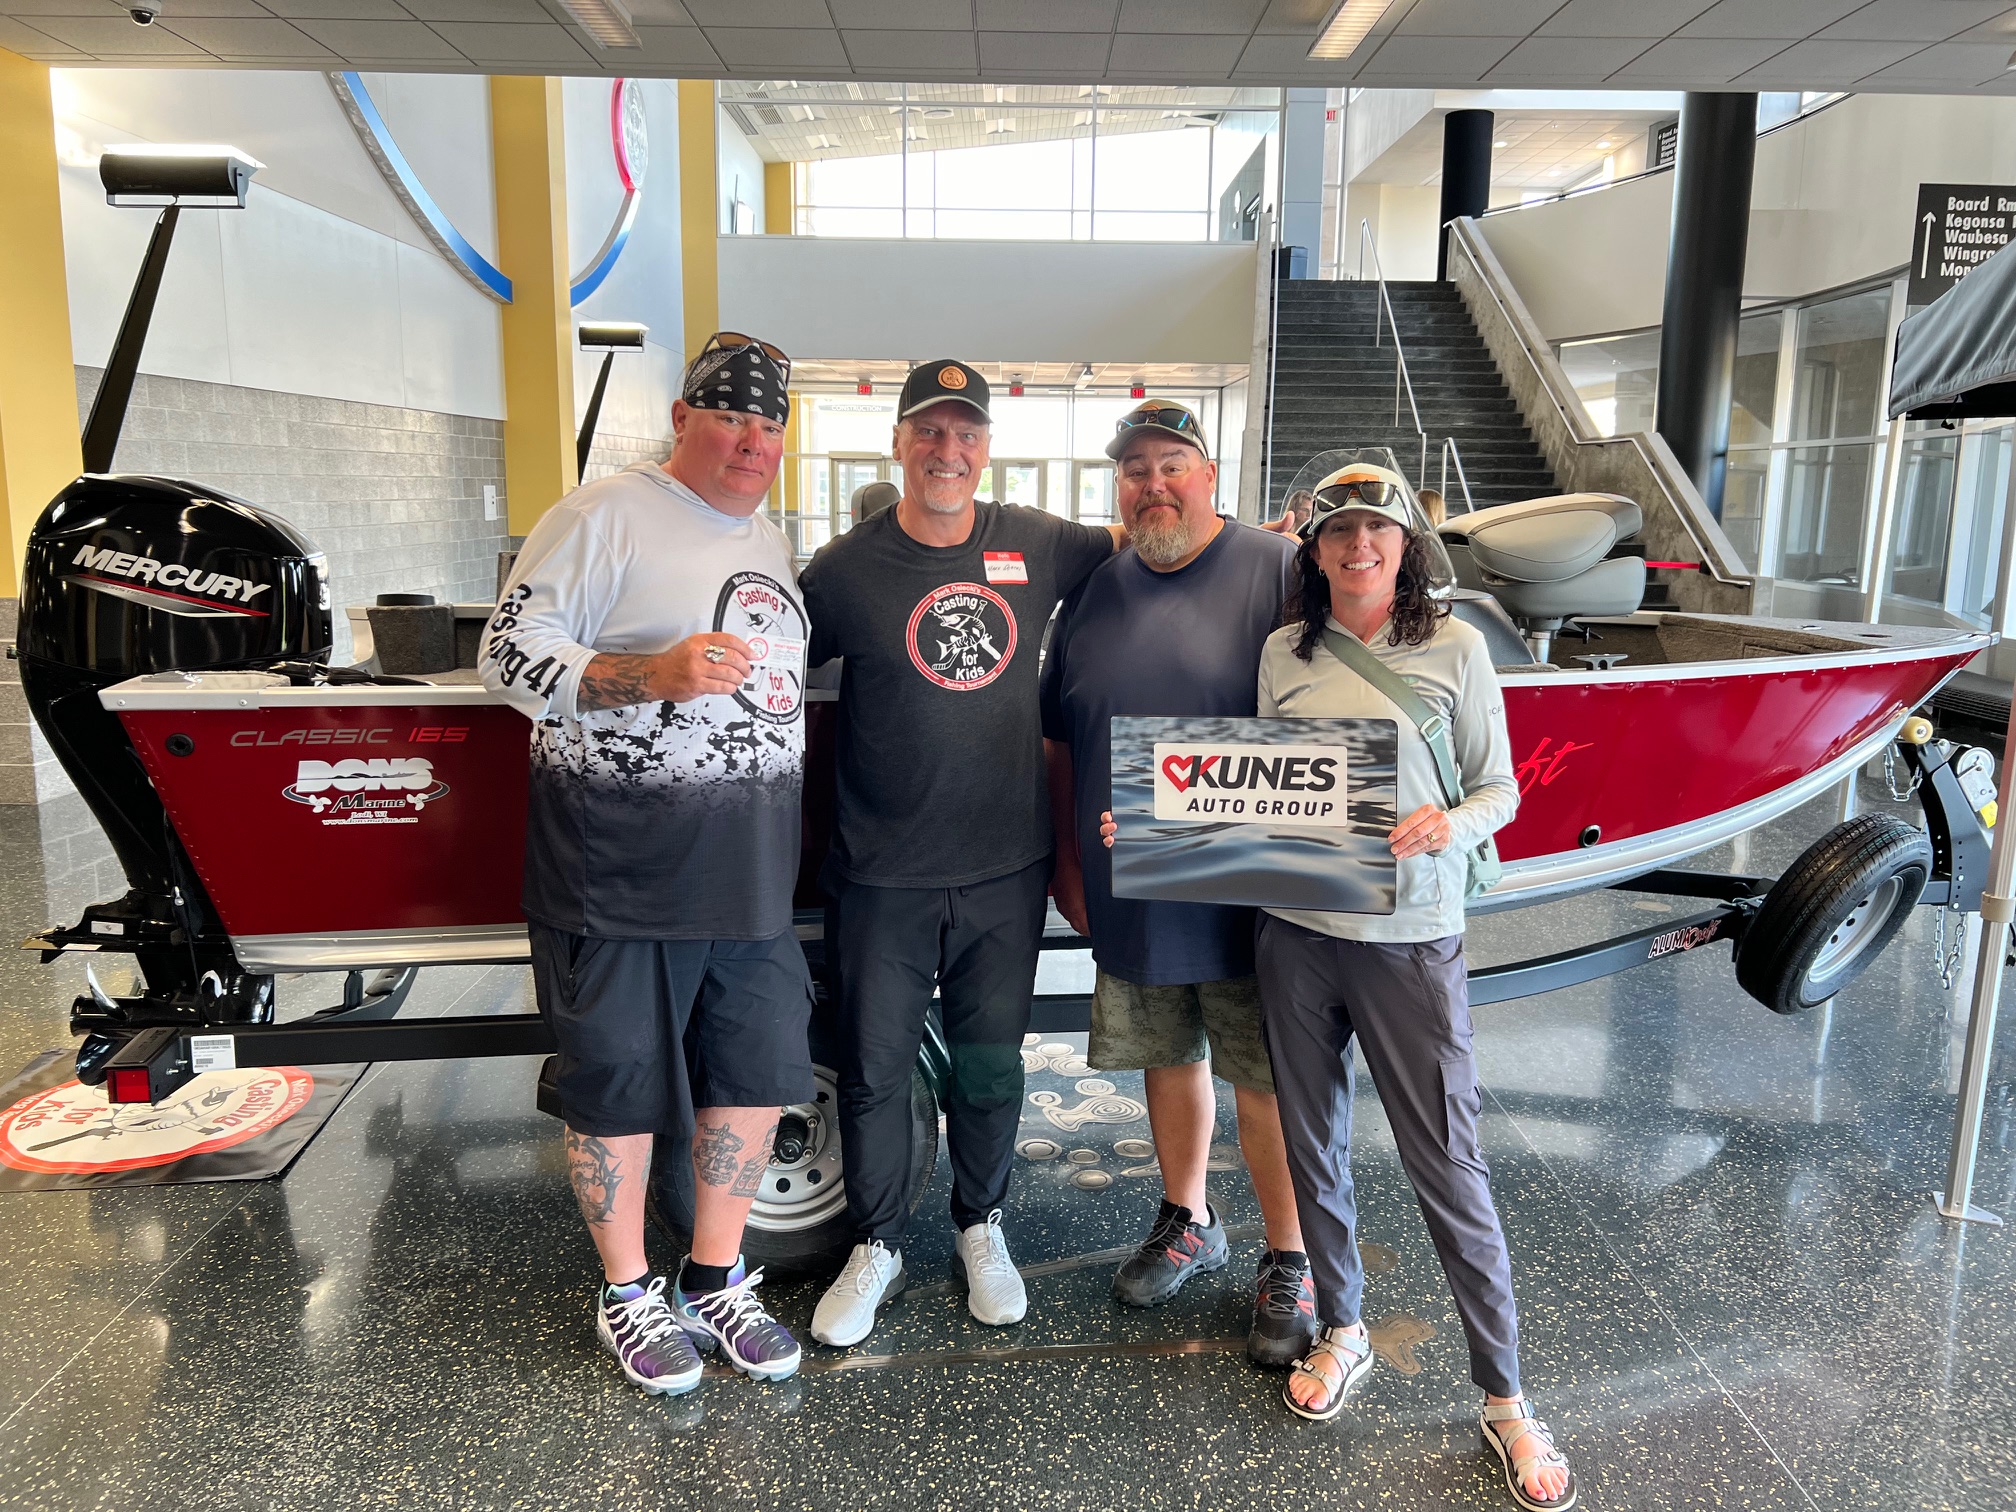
top-left (1736, 813), bottom-right (1931, 1015)
top-left (647, 1061), bottom-right (938, 1277)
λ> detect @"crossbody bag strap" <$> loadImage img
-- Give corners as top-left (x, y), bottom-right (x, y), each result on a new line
top-left (1318, 626), bottom-right (1464, 812)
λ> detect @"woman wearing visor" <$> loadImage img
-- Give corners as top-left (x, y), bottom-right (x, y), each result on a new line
top-left (1255, 463), bottom-right (1572, 1510)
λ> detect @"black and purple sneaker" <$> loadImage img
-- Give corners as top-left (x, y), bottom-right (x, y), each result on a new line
top-left (596, 1276), bottom-right (705, 1396)
top-left (676, 1259), bottom-right (801, 1381)
top-left (1248, 1248), bottom-right (1319, 1368)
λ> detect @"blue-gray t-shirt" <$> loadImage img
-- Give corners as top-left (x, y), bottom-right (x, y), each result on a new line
top-left (1039, 518), bottom-right (1297, 985)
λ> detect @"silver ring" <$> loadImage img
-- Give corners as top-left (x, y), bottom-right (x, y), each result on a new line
top-left (703, 644), bottom-right (727, 664)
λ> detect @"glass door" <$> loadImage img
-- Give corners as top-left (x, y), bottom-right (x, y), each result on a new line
top-left (987, 460), bottom-right (1046, 511)
top-left (1072, 461), bottom-right (1117, 523)
top-left (830, 454), bottom-right (891, 537)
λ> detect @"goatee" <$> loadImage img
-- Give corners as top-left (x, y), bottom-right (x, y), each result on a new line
top-left (1131, 512), bottom-right (1195, 567)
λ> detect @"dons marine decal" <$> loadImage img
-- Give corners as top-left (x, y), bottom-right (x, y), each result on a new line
top-left (906, 582), bottom-right (1018, 691)
top-left (66, 544), bottom-right (272, 617)
top-left (283, 757), bottom-right (449, 824)
top-left (1151, 740), bottom-right (1349, 825)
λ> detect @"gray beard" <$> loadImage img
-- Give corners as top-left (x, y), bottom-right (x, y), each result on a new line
top-left (916, 490), bottom-right (970, 515)
top-left (1131, 512), bottom-right (1196, 567)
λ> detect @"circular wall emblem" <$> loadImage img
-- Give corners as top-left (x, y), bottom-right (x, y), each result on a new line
top-left (715, 570), bottom-right (808, 723)
top-left (906, 582), bottom-right (1018, 690)
top-left (613, 77), bottom-right (649, 193)
top-left (0, 1068), bottom-right (314, 1175)
top-left (938, 365), bottom-right (968, 390)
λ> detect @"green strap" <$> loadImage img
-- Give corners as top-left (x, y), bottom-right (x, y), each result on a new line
top-left (1318, 626), bottom-right (1464, 812)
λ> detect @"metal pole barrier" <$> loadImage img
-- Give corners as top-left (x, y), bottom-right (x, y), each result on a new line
top-left (1835, 418), bottom-right (1911, 823)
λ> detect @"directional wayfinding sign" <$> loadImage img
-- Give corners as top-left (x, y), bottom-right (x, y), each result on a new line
top-left (1911, 183), bottom-right (2016, 306)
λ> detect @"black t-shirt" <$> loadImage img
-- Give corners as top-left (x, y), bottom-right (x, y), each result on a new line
top-left (801, 501), bottom-right (1114, 889)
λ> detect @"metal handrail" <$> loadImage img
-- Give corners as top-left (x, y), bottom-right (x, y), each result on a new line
top-left (1438, 435), bottom-right (1476, 514)
top-left (1357, 218), bottom-right (1428, 486)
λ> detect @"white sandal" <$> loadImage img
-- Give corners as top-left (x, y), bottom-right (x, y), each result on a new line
top-left (1282, 1325), bottom-right (1373, 1421)
top-left (1480, 1398), bottom-right (1576, 1511)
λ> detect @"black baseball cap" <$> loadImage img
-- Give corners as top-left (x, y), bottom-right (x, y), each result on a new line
top-left (1106, 399), bottom-right (1210, 461)
top-left (900, 359), bottom-right (991, 422)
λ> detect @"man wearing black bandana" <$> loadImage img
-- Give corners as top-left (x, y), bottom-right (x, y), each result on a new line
top-left (482, 333), bottom-right (811, 1395)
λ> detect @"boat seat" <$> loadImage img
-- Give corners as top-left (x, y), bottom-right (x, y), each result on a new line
top-left (1439, 494), bottom-right (1647, 657)
top-left (1449, 590), bottom-right (1534, 666)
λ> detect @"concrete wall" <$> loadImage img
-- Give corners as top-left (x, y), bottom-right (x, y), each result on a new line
top-left (718, 236), bottom-right (1257, 364)
top-left (1479, 93), bottom-right (2016, 343)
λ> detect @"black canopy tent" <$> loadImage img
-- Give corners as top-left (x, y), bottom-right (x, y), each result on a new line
top-left (1889, 237), bottom-right (2016, 1229)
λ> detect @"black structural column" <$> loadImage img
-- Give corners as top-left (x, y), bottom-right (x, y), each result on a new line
top-left (1437, 109), bottom-right (1493, 280)
top-left (1655, 92), bottom-right (1758, 519)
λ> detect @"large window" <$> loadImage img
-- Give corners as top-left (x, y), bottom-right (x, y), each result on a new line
top-left (720, 83), bottom-right (1281, 243)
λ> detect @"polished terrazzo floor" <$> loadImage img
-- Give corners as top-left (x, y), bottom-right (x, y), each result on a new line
top-left (0, 777), bottom-right (2011, 1512)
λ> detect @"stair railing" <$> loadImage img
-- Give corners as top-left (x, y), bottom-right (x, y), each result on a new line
top-left (1357, 217), bottom-right (1429, 488)
top-left (1438, 435), bottom-right (1476, 514)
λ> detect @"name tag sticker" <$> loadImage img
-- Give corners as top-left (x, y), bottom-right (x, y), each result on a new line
top-left (983, 552), bottom-right (1028, 585)
top-left (742, 634), bottom-right (806, 694)
top-left (1152, 741), bottom-right (1350, 826)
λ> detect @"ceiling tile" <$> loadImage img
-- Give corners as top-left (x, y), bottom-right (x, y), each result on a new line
top-left (684, 0), bottom-right (831, 24)
top-left (625, 0), bottom-right (694, 19)
top-left (1107, 31), bottom-right (1243, 71)
top-left (256, 0), bottom-right (416, 19)
top-left (425, 19), bottom-right (594, 61)
top-left (1397, 0), bottom-right (1563, 37)
top-left (1820, 0), bottom-right (2010, 42)
top-left (626, 23), bottom-right (719, 64)
top-left (1254, 0), bottom-right (1326, 34)
top-left (2, 0), bottom-right (161, 14)
top-left (1606, 35), bottom-right (1783, 79)
top-left (1537, 0), bottom-right (1716, 39)
top-left (0, 13), bottom-right (82, 50)
top-left (159, 15), bottom-right (330, 50)
top-left (1955, 9), bottom-right (2016, 39)
top-left (1734, 36), bottom-right (1926, 80)
top-left (398, 0), bottom-right (548, 20)
top-left (1485, 34), bottom-right (1651, 75)
top-left (1115, 0), bottom-right (1264, 33)
top-left (145, 0), bottom-right (279, 14)
top-left (1359, 32), bottom-right (1520, 76)
top-left (706, 24), bottom-right (849, 66)
top-left (12, 13), bottom-right (208, 49)
top-left (976, 28), bottom-right (1110, 70)
top-left (973, 0), bottom-right (1116, 30)
top-left (1230, 32), bottom-right (1354, 73)
top-left (842, 27), bottom-right (978, 68)
top-left (292, 16), bottom-right (463, 54)
top-left (1855, 38), bottom-right (2011, 81)
top-left (1676, 0), bottom-right (1865, 39)
top-left (830, 0), bottom-right (969, 27)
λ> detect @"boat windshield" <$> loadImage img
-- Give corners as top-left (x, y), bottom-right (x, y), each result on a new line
top-left (1269, 446), bottom-right (1458, 599)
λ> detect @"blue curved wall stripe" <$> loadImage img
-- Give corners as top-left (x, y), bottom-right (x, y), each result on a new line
top-left (569, 195), bottom-right (638, 307)
top-left (342, 72), bottom-right (513, 304)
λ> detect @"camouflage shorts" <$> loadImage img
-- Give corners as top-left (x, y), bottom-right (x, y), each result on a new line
top-left (1088, 970), bottom-right (1274, 1093)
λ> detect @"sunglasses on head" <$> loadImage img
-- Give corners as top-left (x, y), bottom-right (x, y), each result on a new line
top-left (701, 331), bottom-right (792, 379)
top-left (1115, 404), bottom-right (1201, 437)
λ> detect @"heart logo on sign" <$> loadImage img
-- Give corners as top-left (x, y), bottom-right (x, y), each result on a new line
top-left (1161, 754), bottom-right (1194, 792)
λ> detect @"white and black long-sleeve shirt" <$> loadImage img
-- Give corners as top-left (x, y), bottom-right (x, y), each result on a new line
top-left (480, 463), bottom-right (808, 940)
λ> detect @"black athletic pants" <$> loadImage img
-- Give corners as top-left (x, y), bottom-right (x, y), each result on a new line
top-left (829, 858), bottom-right (1048, 1245)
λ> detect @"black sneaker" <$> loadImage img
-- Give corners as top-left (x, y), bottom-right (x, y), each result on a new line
top-left (1112, 1200), bottom-right (1228, 1307)
top-left (1247, 1248), bottom-right (1319, 1368)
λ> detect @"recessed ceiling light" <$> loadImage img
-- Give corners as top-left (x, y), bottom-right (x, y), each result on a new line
top-left (1597, 139), bottom-right (1612, 148)
top-left (1493, 139), bottom-right (1507, 147)
top-left (556, 0), bottom-right (638, 49)
top-left (1308, 0), bottom-right (1397, 60)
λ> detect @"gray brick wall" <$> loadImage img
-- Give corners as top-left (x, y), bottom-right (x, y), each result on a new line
top-left (75, 368), bottom-right (511, 665)
top-left (0, 598), bottom-right (75, 807)
top-left (583, 429), bottom-right (666, 483)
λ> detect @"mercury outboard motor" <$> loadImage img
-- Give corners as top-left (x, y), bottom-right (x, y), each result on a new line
top-left (18, 477), bottom-right (331, 1075)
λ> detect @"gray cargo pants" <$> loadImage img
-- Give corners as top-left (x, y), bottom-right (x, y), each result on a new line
top-left (1255, 913), bottom-right (1521, 1396)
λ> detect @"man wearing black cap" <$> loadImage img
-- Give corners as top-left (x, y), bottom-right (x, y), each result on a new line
top-left (800, 360), bottom-right (1125, 1346)
top-left (482, 332), bottom-right (811, 1395)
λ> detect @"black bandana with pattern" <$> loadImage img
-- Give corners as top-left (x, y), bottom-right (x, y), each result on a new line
top-left (681, 344), bottom-right (790, 425)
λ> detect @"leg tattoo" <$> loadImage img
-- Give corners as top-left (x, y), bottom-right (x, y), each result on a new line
top-left (729, 1122), bottom-right (779, 1199)
top-left (694, 1121), bottom-right (746, 1188)
top-left (565, 1130), bottom-right (623, 1226)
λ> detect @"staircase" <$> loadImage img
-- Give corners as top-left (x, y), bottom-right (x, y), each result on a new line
top-left (1267, 279), bottom-right (1558, 516)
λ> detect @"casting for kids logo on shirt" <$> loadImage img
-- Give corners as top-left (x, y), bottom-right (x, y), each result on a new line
top-left (906, 582), bottom-right (1019, 691)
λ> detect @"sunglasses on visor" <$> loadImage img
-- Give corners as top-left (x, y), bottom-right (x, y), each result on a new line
top-left (1314, 478), bottom-right (1401, 511)
top-left (1114, 404), bottom-right (1202, 438)
top-left (700, 331), bottom-right (792, 380)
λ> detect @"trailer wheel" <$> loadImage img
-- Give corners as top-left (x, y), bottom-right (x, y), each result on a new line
top-left (1736, 813), bottom-right (1931, 1015)
top-left (647, 1061), bottom-right (939, 1276)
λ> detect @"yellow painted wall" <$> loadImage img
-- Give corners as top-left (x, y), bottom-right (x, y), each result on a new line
top-left (489, 75), bottom-right (576, 535)
top-left (0, 49), bottom-right (82, 598)
top-left (678, 80), bottom-right (718, 357)
top-left (764, 161), bottom-right (795, 237)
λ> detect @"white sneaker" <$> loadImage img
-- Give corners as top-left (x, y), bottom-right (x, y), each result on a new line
top-left (953, 1209), bottom-right (1028, 1326)
top-left (811, 1240), bottom-right (905, 1348)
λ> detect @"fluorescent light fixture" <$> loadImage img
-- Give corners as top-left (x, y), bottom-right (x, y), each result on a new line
top-left (1308, 0), bottom-right (1396, 60)
top-left (578, 321), bottom-right (647, 351)
top-left (2006, 47), bottom-right (2016, 70)
top-left (557, 0), bottom-right (638, 49)
top-left (99, 144), bottom-right (262, 208)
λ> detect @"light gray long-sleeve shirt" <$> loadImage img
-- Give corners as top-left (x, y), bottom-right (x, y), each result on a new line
top-left (1258, 612), bottom-right (1518, 943)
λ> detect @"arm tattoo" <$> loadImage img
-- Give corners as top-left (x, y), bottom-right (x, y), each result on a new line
top-left (694, 1121), bottom-right (746, 1188)
top-left (577, 653), bottom-right (656, 712)
top-left (729, 1122), bottom-right (779, 1199)
top-left (565, 1130), bottom-right (624, 1225)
